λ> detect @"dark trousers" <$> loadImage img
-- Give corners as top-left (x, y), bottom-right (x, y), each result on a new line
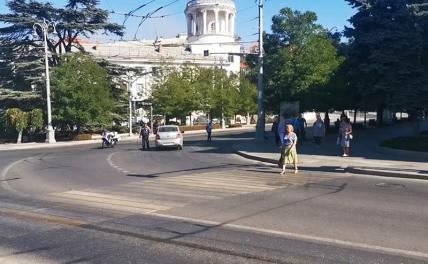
top-left (142, 137), bottom-right (149, 149)
top-left (207, 132), bottom-right (212, 142)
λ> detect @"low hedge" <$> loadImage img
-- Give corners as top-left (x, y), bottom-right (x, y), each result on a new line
top-left (179, 124), bottom-right (221, 132)
top-left (228, 124), bottom-right (242, 128)
top-left (72, 133), bottom-right (93, 141)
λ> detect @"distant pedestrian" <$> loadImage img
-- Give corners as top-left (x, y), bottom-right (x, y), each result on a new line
top-left (339, 117), bottom-right (353, 157)
top-left (295, 113), bottom-right (307, 145)
top-left (153, 120), bottom-right (159, 134)
top-left (271, 117), bottom-right (280, 146)
top-left (140, 123), bottom-right (151, 150)
top-left (277, 116), bottom-right (286, 146)
top-left (279, 124), bottom-right (298, 175)
top-left (312, 113), bottom-right (325, 147)
top-left (206, 121), bottom-right (213, 142)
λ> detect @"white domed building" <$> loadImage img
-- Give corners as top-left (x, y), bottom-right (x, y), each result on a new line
top-left (185, 0), bottom-right (241, 73)
top-left (82, 0), bottom-right (242, 124)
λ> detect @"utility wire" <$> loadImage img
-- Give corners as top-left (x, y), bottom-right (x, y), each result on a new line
top-left (133, 0), bottom-right (184, 40)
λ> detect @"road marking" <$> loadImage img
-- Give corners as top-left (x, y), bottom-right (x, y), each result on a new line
top-left (2, 205), bottom-right (426, 261)
top-left (53, 191), bottom-right (172, 211)
top-left (148, 212), bottom-right (428, 261)
top-left (1, 157), bottom-right (31, 197)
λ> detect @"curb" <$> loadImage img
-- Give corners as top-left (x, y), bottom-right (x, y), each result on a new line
top-left (0, 127), bottom-right (255, 151)
top-left (232, 144), bottom-right (428, 181)
top-left (346, 167), bottom-right (428, 180)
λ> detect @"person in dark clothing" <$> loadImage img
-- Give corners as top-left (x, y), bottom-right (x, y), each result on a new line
top-left (271, 117), bottom-right (280, 146)
top-left (140, 123), bottom-right (151, 150)
top-left (206, 122), bottom-right (213, 142)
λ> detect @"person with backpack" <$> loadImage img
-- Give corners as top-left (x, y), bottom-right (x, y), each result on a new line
top-left (140, 123), bottom-right (151, 150)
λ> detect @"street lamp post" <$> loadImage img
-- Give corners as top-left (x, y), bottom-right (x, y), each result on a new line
top-left (33, 19), bottom-right (56, 143)
top-left (255, 0), bottom-right (265, 142)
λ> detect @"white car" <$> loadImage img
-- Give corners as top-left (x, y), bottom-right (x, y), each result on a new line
top-left (155, 125), bottom-right (184, 150)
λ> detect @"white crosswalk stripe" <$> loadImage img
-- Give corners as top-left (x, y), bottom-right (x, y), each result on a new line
top-left (51, 169), bottom-right (337, 214)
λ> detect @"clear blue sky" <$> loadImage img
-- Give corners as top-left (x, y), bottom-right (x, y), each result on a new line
top-left (0, 0), bottom-right (355, 42)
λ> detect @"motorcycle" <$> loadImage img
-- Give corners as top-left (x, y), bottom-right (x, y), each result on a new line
top-left (101, 131), bottom-right (120, 149)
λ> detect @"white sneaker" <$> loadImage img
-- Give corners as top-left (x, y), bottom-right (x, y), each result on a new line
top-left (342, 154), bottom-right (348, 157)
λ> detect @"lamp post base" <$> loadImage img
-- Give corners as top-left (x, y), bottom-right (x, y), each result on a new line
top-left (45, 127), bottom-right (56, 143)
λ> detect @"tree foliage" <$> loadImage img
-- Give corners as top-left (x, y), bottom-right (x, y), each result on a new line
top-left (151, 65), bottom-right (252, 122)
top-left (0, 0), bottom-right (124, 90)
top-left (51, 53), bottom-right (114, 130)
top-left (263, 8), bottom-right (344, 112)
top-left (345, 0), bottom-right (428, 117)
top-left (6, 108), bottom-right (28, 143)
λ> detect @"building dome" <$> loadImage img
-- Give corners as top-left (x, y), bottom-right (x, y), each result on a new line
top-left (185, 0), bottom-right (236, 40)
top-left (187, 0), bottom-right (235, 8)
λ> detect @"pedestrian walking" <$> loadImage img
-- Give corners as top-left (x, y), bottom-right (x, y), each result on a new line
top-left (140, 123), bottom-right (151, 150)
top-left (271, 117), bottom-right (280, 146)
top-left (279, 124), bottom-right (299, 175)
top-left (295, 113), bottom-right (307, 145)
top-left (277, 117), bottom-right (286, 146)
top-left (339, 117), bottom-right (353, 157)
top-left (312, 113), bottom-right (325, 147)
top-left (206, 121), bottom-right (213, 142)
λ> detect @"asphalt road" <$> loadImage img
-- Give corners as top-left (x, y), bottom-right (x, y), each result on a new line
top-left (0, 131), bottom-right (427, 264)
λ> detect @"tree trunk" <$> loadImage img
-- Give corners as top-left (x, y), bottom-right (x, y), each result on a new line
top-left (412, 118), bottom-right (420, 137)
top-left (377, 105), bottom-right (384, 127)
top-left (246, 113), bottom-right (250, 125)
top-left (16, 130), bottom-right (22, 144)
top-left (353, 108), bottom-right (357, 124)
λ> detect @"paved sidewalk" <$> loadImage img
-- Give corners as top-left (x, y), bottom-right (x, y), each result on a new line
top-left (0, 125), bottom-right (256, 151)
top-left (234, 122), bottom-right (428, 180)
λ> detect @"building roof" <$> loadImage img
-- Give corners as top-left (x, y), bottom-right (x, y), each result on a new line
top-left (186, 0), bottom-right (235, 8)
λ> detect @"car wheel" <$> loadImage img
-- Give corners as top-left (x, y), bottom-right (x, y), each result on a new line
top-left (177, 145), bottom-right (183, 150)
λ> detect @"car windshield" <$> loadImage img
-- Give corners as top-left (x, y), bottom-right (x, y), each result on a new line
top-left (158, 127), bottom-right (178, 133)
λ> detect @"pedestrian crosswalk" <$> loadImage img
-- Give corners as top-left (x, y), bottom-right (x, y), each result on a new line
top-left (51, 169), bottom-right (337, 214)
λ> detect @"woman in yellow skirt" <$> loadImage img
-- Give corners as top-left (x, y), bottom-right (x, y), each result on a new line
top-left (280, 124), bottom-right (298, 175)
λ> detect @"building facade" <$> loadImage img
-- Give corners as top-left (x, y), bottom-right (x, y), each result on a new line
top-left (83, 0), bottom-right (240, 124)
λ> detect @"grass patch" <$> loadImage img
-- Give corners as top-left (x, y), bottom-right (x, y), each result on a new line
top-left (380, 134), bottom-right (428, 152)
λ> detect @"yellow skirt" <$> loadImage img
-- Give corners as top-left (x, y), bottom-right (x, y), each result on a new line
top-left (280, 146), bottom-right (298, 165)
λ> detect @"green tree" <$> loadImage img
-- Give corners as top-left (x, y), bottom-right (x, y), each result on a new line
top-left (345, 0), bottom-right (428, 126)
top-left (6, 108), bottom-right (28, 143)
top-left (263, 8), bottom-right (344, 113)
top-left (28, 108), bottom-right (44, 131)
top-left (236, 76), bottom-right (257, 118)
top-left (51, 53), bottom-right (113, 131)
top-left (0, 0), bottom-right (124, 90)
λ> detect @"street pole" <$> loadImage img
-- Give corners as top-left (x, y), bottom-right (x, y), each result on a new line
top-left (126, 75), bottom-right (133, 136)
top-left (255, 0), bottom-right (265, 142)
top-left (150, 104), bottom-right (153, 132)
top-left (34, 19), bottom-right (56, 143)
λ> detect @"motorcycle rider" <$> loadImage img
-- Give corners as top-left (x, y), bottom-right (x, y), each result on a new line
top-left (139, 123), bottom-right (151, 150)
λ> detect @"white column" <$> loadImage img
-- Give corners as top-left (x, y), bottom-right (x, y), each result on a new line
top-left (202, 10), bottom-right (207, 35)
top-left (192, 13), bottom-right (196, 35)
top-left (187, 15), bottom-right (191, 36)
top-left (231, 13), bottom-right (235, 36)
top-left (225, 11), bottom-right (230, 35)
top-left (214, 9), bottom-right (219, 34)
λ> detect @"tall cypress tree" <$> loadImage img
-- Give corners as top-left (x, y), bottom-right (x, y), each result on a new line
top-left (345, 0), bottom-right (428, 124)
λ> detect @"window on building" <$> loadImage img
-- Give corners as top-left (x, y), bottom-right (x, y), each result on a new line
top-left (210, 22), bottom-right (216, 32)
top-left (228, 55), bottom-right (234, 63)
